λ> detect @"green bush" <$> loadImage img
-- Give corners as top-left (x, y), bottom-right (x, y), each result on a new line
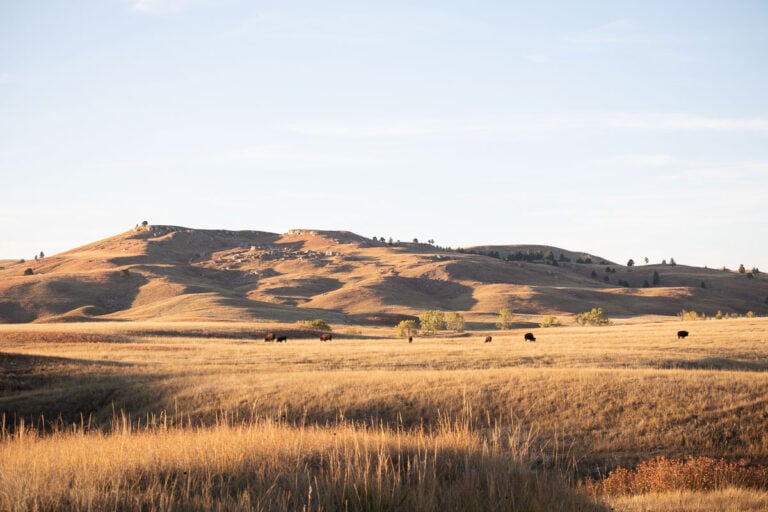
top-left (298, 319), bottom-right (331, 331)
top-left (394, 319), bottom-right (417, 338)
top-left (540, 315), bottom-right (563, 328)
top-left (574, 307), bottom-right (612, 326)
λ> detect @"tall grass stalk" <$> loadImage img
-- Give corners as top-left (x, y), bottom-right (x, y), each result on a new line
top-left (0, 411), bottom-right (602, 511)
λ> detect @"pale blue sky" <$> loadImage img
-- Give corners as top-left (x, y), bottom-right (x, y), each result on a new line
top-left (1, 1), bottom-right (766, 270)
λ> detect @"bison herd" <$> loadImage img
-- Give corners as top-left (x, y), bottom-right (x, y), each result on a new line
top-left (264, 333), bottom-right (287, 343)
top-left (261, 329), bottom-right (692, 343)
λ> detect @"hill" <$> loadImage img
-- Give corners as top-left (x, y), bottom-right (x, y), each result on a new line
top-left (1, 224), bottom-right (766, 325)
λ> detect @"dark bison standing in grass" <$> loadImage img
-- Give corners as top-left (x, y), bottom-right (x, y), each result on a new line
top-left (484, 336), bottom-right (492, 343)
top-left (320, 333), bottom-right (332, 342)
top-left (264, 332), bottom-right (275, 342)
top-left (408, 336), bottom-right (413, 343)
top-left (276, 336), bottom-right (287, 343)
top-left (524, 332), bottom-right (536, 342)
top-left (677, 330), bottom-right (689, 340)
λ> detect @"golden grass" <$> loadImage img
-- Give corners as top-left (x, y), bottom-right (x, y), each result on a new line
top-left (0, 414), bottom-right (601, 511)
top-left (2, 317), bottom-right (768, 509)
top-left (605, 488), bottom-right (768, 512)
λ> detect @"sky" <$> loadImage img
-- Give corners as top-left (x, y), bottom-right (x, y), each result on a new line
top-left (1, 0), bottom-right (766, 271)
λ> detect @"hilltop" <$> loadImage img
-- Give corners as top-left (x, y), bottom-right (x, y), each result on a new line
top-left (1, 224), bottom-right (766, 325)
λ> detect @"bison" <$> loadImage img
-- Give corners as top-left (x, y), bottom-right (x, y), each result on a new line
top-left (276, 335), bottom-right (288, 343)
top-left (484, 336), bottom-right (492, 343)
top-left (677, 330), bottom-right (689, 340)
top-left (524, 332), bottom-right (536, 342)
top-left (320, 333), bottom-right (332, 342)
top-left (264, 332), bottom-right (275, 342)
top-left (408, 336), bottom-right (413, 343)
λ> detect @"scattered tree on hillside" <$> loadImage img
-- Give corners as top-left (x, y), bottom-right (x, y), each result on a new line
top-left (39, 251), bottom-right (44, 259)
top-left (652, 271), bottom-right (660, 286)
top-left (141, 220), bottom-right (148, 227)
top-left (642, 280), bottom-right (650, 288)
top-left (591, 270), bottom-right (598, 278)
top-left (701, 281), bottom-right (706, 289)
top-left (413, 238), bottom-right (419, 244)
top-left (670, 258), bottom-right (677, 266)
top-left (428, 239), bottom-right (434, 245)
top-left (662, 259), bottom-right (667, 265)
top-left (120, 269), bottom-right (130, 277)
top-left (418, 310), bottom-right (445, 336)
top-left (746, 311), bottom-right (756, 318)
top-left (23, 268), bottom-right (33, 276)
top-left (496, 308), bottom-right (514, 330)
top-left (627, 259), bottom-right (634, 267)
top-left (738, 264), bottom-right (746, 274)
top-left (644, 257), bottom-right (649, 264)
top-left (575, 307), bottom-right (612, 326)
top-left (445, 312), bottom-right (465, 333)
top-left (394, 319), bottom-right (417, 338)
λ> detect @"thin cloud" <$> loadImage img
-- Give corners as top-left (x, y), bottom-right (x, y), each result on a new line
top-left (285, 112), bottom-right (768, 138)
top-left (130, 0), bottom-right (198, 15)
top-left (563, 18), bottom-right (675, 46)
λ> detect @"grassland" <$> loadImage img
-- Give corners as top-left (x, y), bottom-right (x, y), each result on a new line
top-left (1, 317), bottom-right (767, 510)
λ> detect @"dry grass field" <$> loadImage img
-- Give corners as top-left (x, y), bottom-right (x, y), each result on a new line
top-left (1, 317), bottom-right (767, 510)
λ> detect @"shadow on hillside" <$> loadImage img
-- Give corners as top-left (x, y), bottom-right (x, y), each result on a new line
top-left (0, 352), bottom-right (169, 434)
top-left (368, 276), bottom-right (477, 311)
top-left (659, 358), bottom-right (768, 372)
top-left (0, 272), bottom-right (148, 322)
top-left (265, 277), bottom-right (343, 296)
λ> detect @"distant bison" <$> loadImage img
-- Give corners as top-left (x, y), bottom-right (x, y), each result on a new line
top-left (276, 335), bottom-right (288, 343)
top-left (320, 333), bottom-right (333, 342)
top-left (264, 332), bottom-right (275, 342)
top-left (408, 336), bottom-right (413, 343)
top-left (677, 330), bottom-right (689, 340)
top-left (484, 336), bottom-right (492, 343)
top-left (524, 332), bottom-right (536, 342)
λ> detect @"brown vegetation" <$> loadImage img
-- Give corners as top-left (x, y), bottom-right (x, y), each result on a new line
top-left (2, 318), bottom-right (768, 509)
top-left (1, 225), bottom-right (766, 324)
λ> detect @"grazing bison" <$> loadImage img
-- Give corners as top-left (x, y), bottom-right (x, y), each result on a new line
top-left (408, 336), bottom-right (413, 343)
top-left (677, 330), bottom-right (689, 340)
top-left (320, 333), bottom-right (332, 342)
top-left (485, 336), bottom-right (492, 343)
top-left (264, 332), bottom-right (275, 342)
top-left (524, 332), bottom-right (536, 342)
top-left (276, 335), bottom-right (287, 343)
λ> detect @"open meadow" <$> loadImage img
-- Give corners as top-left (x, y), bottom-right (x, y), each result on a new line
top-left (2, 317), bottom-right (768, 510)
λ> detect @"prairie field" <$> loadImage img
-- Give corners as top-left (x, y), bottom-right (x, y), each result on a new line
top-left (1, 317), bottom-right (767, 510)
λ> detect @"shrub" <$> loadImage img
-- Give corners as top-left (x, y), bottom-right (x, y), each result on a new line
top-left (495, 308), bottom-right (514, 330)
top-left (540, 315), bottom-right (562, 328)
top-left (574, 307), bottom-right (612, 326)
top-left (23, 268), bottom-right (33, 276)
top-left (418, 310), bottom-right (445, 336)
top-left (445, 312), bottom-right (465, 333)
top-left (586, 456), bottom-right (768, 497)
top-left (394, 320), bottom-right (417, 338)
top-left (298, 319), bottom-right (331, 331)
top-left (680, 310), bottom-right (707, 321)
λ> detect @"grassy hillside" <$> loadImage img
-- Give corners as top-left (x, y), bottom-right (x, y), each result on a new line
top-left (1, 225), bottom-right (766, 324)
top-left (1, 318), bottom-right (767, 510)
